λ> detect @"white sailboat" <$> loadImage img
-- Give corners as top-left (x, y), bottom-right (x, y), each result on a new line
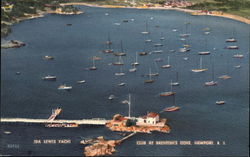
top-left (151, 61), bottom-right (159, 76)
top-left (161, 56), bottom-right (171, 68)
top-left (141, 21), bottom-right (150, 34)
top-left (170, 72), bottom-right (180, 86)
top-left (198, 37), bottom-right (210, 55)
top-left (113, 56), bottom-right (124, 65)
top-left (204, 58), bottom-right (217, 86)
top-left (129, 64), bottom-right (137, 72)
top-left (115, 66), bottom-right (125, 76)
top-left (131, 52), bottom-right (139, 66)
top-left (191, 56), bottom-right (208, 72)
top-left (89, 59), bottom-right (97, 70)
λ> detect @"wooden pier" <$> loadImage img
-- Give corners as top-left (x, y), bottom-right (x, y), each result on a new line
top-left (0, 118), bottom-right (109, 125)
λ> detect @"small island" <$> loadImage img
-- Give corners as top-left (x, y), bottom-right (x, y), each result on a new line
top-left (106, 113), bottom-right (170, 133)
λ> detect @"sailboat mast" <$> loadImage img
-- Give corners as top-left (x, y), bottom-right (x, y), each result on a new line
top-left (212, 56), bottom-right (214, 80)
top-left (93, 59), bottom-right (95, 67)
top-left (173, 94), bottom-right (176, 106)
top-left (167, 56), bottom-right (170, 65)
top-left (149, 68), bottom-right (152, 80)
top-left (170, 80), bottom-right (173, 91)
top-left (128, 94), bottom-right (131, 118)
top-left (121, 40), bottom-right (123, 52)
top-left (200, 57), bottom-right (202, 69)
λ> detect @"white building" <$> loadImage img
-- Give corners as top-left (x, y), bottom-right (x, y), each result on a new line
top-left (136, 112), bottom-right (160, 126)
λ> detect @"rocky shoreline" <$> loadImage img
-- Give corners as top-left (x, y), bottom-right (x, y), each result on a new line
top-left (1, 40), bottom-right (25, 49)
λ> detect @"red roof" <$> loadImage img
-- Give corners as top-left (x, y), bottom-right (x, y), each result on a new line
top-left (147, 112), bottom-right (159, 118)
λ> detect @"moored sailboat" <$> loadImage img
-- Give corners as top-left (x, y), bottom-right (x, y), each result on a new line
top-left (144, 68), bottom-right (154, 83)
top-left (160, 80), bottom-right (176, 96)
top-left (161, 56), bottom-right (171, 68)
top-left (191, 56), bottom-right (208, 72)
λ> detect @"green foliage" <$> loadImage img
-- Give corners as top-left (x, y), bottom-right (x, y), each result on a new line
top-left (125, 119), bottom-right (137, 127)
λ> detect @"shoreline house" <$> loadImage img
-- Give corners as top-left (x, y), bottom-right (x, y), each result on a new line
top-left (136, 112), bottom-right (166, 127)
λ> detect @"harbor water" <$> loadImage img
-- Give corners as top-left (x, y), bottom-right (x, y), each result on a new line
top-left (1, 6), bottom-right (249, 156)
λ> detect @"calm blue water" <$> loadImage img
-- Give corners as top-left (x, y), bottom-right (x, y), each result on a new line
top-left (1, 6), bottom-right (249, 156)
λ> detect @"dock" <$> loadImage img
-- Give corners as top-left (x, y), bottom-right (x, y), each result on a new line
top-left (0, 118), bottom-right (109, 125)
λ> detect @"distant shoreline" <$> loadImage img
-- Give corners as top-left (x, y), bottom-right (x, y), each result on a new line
top-left (60, 2), bottom-right (250, 25)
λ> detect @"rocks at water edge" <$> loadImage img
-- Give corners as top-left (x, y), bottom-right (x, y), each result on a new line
top-left (1, 40), bottom-right (25, 49)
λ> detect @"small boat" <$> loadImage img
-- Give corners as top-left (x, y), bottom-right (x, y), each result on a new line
top-left (161, 56), bottom-right (171, 68)
top-left (89, 59), bottom-right (97, 70)
top-left (4, 131), bottom-right (11, 134)
top-left (183, 57), bottom-right (188, 60)
top-left (226, 38), bottom-right (237, 42)
top-left (42, 75), bottom-right (56, 81)
top-left (180, 38), bottom-right (186, 41)
top-left (154, 43), bottom-right (163, 47)
top-left (218, 75), bottom-right (231, 80)
top-left (226, 46), bottom-right (239, 49)
top-left (113, 52), bottom-right (126, 56)
top-left (114, 40), bottom-right (126, 56)
top-left (163, 106), bottom-right (180, 112)
top-left (233, 54), bottom-right (244, 58)
top-left (169, 50), bottom-right (176, 53)
top-left (123, 19), bottom-right (129, 22)
top-left (204, 60), bottom-right (217, 86)
top-left (179, 33), bottom-right (190, 37)
top-left (198, 51), bottom-right (210, 55)
top-left (118, 82), bottom-right (126, 86)
top-left (170, 72), bottom-right (180, 86)
top-left (114, 23), bottom-right (121, 25)
top-left (150, 50), bottom-right (163, 54)
top-left (121, 100), bottom-right (129, 104)
top-left (154, 58), bottom-right (163, 62)
top-left (103, 49), bottom-right (113, 53)
top-left (145, 39), bottom-right (152, 42)
top-left (48, 107), bottom-right (62, 121)
top-left (204, 31), bottom-right (210, 35)
top-left (160, 80), bottom-right (176, 96)
top-left (113, 56), bottom-right (124, 65)
top-left (77, 80), bottom-right (86, 84)
top-left (183, 44), bottom-right (191, 48)
top-left (172, 29), bottom-right (178, 32)
top-left (216, 101), bottom-right (225, 105)
top-left (129, 64), bottom-right (137, 72)
top-left (131, 52), bottom-right (139, 66)
top-left (191, 56), bottom-right (208, 73)
top-left (144, 68), bottom-right (154, 83)
top-left (160, 33), bottom-right (165, 40)
top-left (105, 13), bottom-right (109, 16)
top-left (141, 21), bottom-right (150, 34)
top-left (66, 23), bottom-right (72, 26)
top-left (103, 39), bottom-right (113, 53)
top-left (92, 56), bottom-right (102, 60)
top-left (16, 72), bottom-right (21, 75)
top-left (204, 81), bottom-right (217, 86)
top-left (234, 65), bottom-right (241, 68)
top-left (108, 95), bottom-right (115, 100)
top-left (115, 66), bottom-right (125, 76)
top-left (138, 52), bottom-right (147, 56)
top-left (44, 55), bottom-right (54, 60)
top-left (179, 47), bottom-right (190, 52)
top-left (58, 84), bottom-right (72, 90)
